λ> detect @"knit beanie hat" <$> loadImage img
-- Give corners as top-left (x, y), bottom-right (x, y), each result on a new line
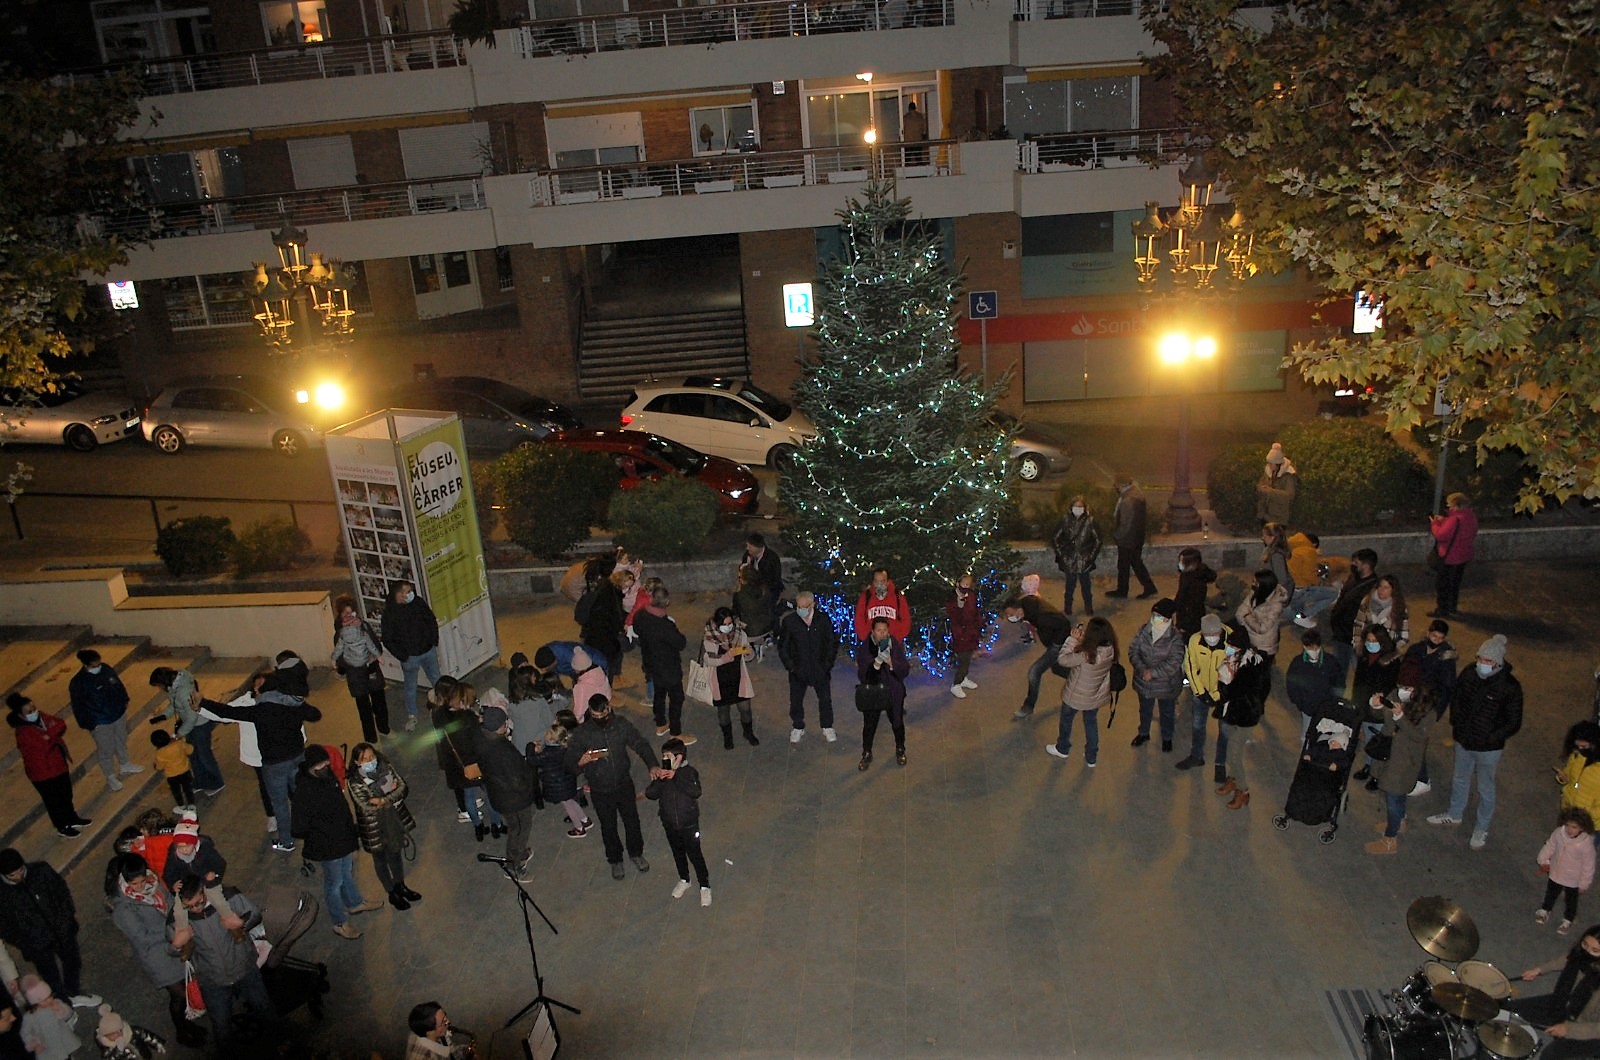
top-left (1200, 614), bottom-right (1223, 637)
top-left (1477, 634), bottom-right (1508, 666)
top-left (1266, 442), bottom-right (1286, 466)
top-left (482, 705), bottom-right (510, 733)
top-left (96, 1003), bottom-right (130, 1043)
top-left (1152, 598), bottom-right (1177, 620)
top-left (21, 974), bottom-right (51, 1005)
top-left (173, 817), bottom-right (200, 845)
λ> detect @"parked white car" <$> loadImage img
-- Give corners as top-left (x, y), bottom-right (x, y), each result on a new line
top-left (620, 377), bottom-right (815, 468)
top-left (0, 386), bottom-right (141, 451)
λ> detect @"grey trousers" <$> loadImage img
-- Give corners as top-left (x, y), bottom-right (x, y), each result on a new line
top-left (91, 718), bottom-right (132, 777)
top-left (504, 805), bottom-right (536, 868)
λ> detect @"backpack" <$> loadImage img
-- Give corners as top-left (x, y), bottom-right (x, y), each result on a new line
top-left (1109, 661), bottom-right (1128, 696)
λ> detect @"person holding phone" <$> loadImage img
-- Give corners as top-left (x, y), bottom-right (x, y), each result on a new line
top-left (646, 738), bottom-right (711, 906)
top-left (564, 696), bottom-right (666, 880)
top-left (705, 607), bottom-right (759, 750)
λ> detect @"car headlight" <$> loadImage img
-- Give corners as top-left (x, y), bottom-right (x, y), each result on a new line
top-left (91, 414), bottom-right (119, 426)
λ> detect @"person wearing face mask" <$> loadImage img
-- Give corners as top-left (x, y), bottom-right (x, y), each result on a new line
top-left (1353, 573), bottom-right (1410, 655)
top-left (165, 873), bottom-right (271, 1046)
top-left (1234, 568), bottom-right (1291, 675)
top-left (290, 744), bottom-right (383, 940)
top-left (1350, 625), bottom-right (1402, 783)
top-left (1557, 722), bottom-right (1600, 832)
top-left (1172, 547), bottom-right (1216, 639)
top-left (345, 742), bottom-right (421, 910)
top-left (104, 854), bottom-right (206, 1048)
top-left (1403, 619), bottom-right (1459, 718)
top-left (565, 696), bottom-right (665, 880)
top-left (1051, 495), bottom-right (1102, 617)
top-left (1128, 599), bottom-right (1184, 751)
top-left (67, 649), bottom-right (140, 792)
top-left (1507, 925), bottom-right (1600, 1054)
top-left (776, 591), bottom-right (839, 744)
top-left (1362, 658), bottom-right (1436, 854)
top-left (1286, 631), bottom-right (1344, 739)
top-left (1105, 475), bottom-right (1159, 600)
top-left (380, 579), bottom-right (441, 733)
top-left (331, 594), bottom-right (389, 743)
top-left (1213, 627), bottom-right (1270, 809)
top-left (944, 575), bottom-right (984, 699)
top-left (1427, 633), bottom-right (1524, 850)
top-left (852, 568), bottom-right (912, 643)
top-left (634, 587), bottom-right (692, 744)
top-left (4, 694), bottom-right (87, 839)
top-left (1327, 548), bottom-right (1380, 681)
top-left (1004, 588), bottom-right (1073, 722)
top-left (704, 606), bottom-right (757, 750)
top-left (856, 617), bottom-right (911, 770)
top-left (1175, 614), bottom-right (1232, 772)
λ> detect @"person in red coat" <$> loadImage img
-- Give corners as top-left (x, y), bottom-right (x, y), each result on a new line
top-left (854, 568), bottom-right (912, 642)
top-left (944, 575), bottom-right (983, 699)
top-left (1428, 491), bottom-right (1480, 618)
top-left (5, 694), bottom-right (89, 838)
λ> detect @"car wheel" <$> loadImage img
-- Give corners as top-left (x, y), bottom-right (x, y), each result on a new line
top-left (64, 425), bottom-right (98, 452)
top-left (151, 426), bottom-right (184, 454)
top-left (768, 444), bottom-right (800, 472)
top-left (1016, 453), bottom-right (1045, 482)
top-left (273, 429), bottom-right (304, 457)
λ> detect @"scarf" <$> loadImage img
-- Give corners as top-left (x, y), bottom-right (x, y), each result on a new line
top-left (117, 874), bottom-right (169, 915)
top-left (707, 620), bottom-right (740, 653)
top-left (1367, 594), bottom-right (1393, 627)
top-left (1552, 944), bottom-right (1600, 1020)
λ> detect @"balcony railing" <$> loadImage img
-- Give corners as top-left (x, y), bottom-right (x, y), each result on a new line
top-left (528, 141), bottom-right (959, 206)
top-left (1016, 127), bottom-right (1189, 172)
top-left (95, 176), bottom-right (486, 240)
top-left (1010, 0), bottom-right (1276, 17)
top-left (516, 0), bottom-right (953, 56)
top-left (63, 30), bottom-right (464, 95)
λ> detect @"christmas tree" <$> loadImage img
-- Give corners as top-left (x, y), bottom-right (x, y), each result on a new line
top-left (780, 182), bottom-right (1019, 650)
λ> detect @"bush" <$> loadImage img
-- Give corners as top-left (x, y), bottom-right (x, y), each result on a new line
top-left (232, 517), bottom-right (312, 576)
top-left (1024, 479), bottom-right (1123, 541)
top-left (155, 516), bottom-right (236, 578)
top-left (1205, 420), bottom-right (1430, 532)
top-left (471, 461), bottom-right (499, 539)
top-left (606, 474), bottom-right (721, 561)
top-left (491, 445), bottom-right (616, 560)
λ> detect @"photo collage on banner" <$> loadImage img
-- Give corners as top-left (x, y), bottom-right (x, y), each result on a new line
top-left (331, 449), bottom-right (422, 625)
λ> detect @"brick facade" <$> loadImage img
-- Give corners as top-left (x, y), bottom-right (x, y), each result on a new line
top-left (754, 82), bottom-right (802, 152)
top-left (948, 67), bottom-right (1004, 141)
top-left (739, 228), bottom-right (816, 394)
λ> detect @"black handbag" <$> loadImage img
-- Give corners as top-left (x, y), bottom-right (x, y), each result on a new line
top-left (855, 682), bottom-right (891, 713)
top-left (1364, 732), bottom-right (1394, 762)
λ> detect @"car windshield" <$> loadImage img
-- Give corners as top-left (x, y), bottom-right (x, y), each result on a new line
top-left (459, 378), bottom-right (542, 413)
top-left (1, 386), bottom-right (82, 409)
top-left (644, 434), bottom-right (706, 473)
top-left (730, 382), bottom-right (791, 421)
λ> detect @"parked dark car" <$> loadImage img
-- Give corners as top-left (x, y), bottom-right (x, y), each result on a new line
top-left (542, 427), bottom-right (760, 515)
top-left (388, 376), bottom-right (582, 453)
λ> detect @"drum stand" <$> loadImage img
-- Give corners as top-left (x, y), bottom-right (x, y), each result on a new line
top-left (491, 860), bottom-right (581, 1030)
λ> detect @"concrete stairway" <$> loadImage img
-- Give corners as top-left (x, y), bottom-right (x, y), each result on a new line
top-left (578, 307), bottom-right (749, 404)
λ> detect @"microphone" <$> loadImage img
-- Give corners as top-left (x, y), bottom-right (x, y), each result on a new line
top-left (476, 853), bottom-right (511, 864)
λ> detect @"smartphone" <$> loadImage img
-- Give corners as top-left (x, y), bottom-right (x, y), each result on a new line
top-left (592, 747), bottom-right (609, 757)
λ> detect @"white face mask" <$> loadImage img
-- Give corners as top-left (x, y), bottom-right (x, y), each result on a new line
top-left (87, 665), bottom-right (103, 674)
top-left (1150, 617), bottom-right (1170, 632)
top-left (1203, 635), bottom-right (1220, 647)
top-left (1071, 506), bottom-right (1085, 517)
top-left (796, 608), bottom-right (811, 620)
top-left (399, 592), bottom-right (414, 605)
top-left (1303, 650), bottom-right (1320, 662)
top-left (1177, 561), bottom-right (1187, 572)
top-left (1396, 687), bottom-right (1414, 702)
top-left (1476, 662), bottom-right (1496, 678)
top-left (719, 624), bottom-right (733, 634)
top-left (1007, 614), bottom-right (1021, 624)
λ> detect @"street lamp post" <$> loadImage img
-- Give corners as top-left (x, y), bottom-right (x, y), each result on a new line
top-left (1158, 332), bottom-right (1217, 534)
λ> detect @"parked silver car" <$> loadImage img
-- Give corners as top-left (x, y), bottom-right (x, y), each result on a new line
top-left (0, 386), bottom-right (141, 451)
top-left (142, 375), bottom-right (325, 456)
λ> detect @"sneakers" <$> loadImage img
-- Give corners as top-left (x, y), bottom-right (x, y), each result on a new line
top-left (1364, 836), bottom-right (1399, 856)
top-left (1427, 813), bottom-right (1463, 826)
top-left (700, 887), bottom-right (712, 907)
top-left (405, 715), bottom-right (418, 732)
top-left (456, 811), bottom-right (472, 823)
top-left (950, 685), bottom-right (967, 699)
top-left (1560, 919), bottom-right (1574, 935)
top-left (961, 678), bottom-right (978, 690)
top-left (1045, 745), bottom-right (1070, 761)
top-left (516, 860), bottom-right (536, 883)
top-left (272, 840), bottom-right (296, 853)
top-left (822, 728), bottom-right (837, 743)
top-left (198, 785), bottom-right (225, 797)
top-left (678, 733), bottom-right (698, 747)
top-left (656, 725), bottom-right (671, 737)
top-left (580, 818), bottom-right (593, 830)
top-left (1012, 707), bottom-right (1035, 721)
top-left (895, 748), bottom-right (907, 767)
top-left (1174, 756), bottom-right (1204, 771)
top-left (348, 900), bottom-right (383, 915)
top-left (1131, 734), bottom-right (1150, 748)
top-left (672, 879), bottom-right (692, 899)
top-left (106, 775), bottom-right (124, 792)
top-left (1470, 831), bottom-right (1489, 850)
top-left (1086, 758), bottom-right (1097, 768)
top-left (56, 826), bottom-right (82, 839)
top-left (332, 922), bottom-right (362, 940)
top-left (1409, 781), bottom-right (1432, 798)
top-left (631, 855), bottom-right (650, 873)
top-left (858, 753), bottom-right (872, 771)
top-left (1536, 909), bottom-right (1550, 925)
top-left (120, 763), bottom-right (145, 775)
top-left (790, 728), bottom-right (804, 744)
top-left (1293, 614), bottom-right (1317, 629)
top-left (566, 826), bottom-right (588, 839)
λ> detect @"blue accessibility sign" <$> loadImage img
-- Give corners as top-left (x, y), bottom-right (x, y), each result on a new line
top-left (968, 290), bottom-right (999, 320)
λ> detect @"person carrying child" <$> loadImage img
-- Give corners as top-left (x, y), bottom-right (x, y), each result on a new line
top-left (1537, 809), bottom-right (1598, 936)
top-left (646, 737), bottom-right (711, 907)
top-left (149, 730), bottom-right (194, 815)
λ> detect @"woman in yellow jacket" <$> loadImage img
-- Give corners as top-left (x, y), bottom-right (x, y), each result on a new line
top-left (1557, 722), bottom-right (1600, 823)
top-left (1175, 613), bottom-right (1231, 772)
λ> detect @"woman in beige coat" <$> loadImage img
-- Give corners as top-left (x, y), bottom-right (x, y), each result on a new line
top-left (1045, 616), bottom-right (1118, 768)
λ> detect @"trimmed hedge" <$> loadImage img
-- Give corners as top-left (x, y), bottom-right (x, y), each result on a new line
top-left (1206, 420), bottom-right (1430, 532)
top-left (1015, 479), bottom-right (1123, 541)
top-left (607, 474), bottom-right (721, 561)
top-left (491, 445), bottom-right (616, 560)
top-left (233, 517), bottom-right (311, 576)
top-left (155, 516), bottom-right (236, 578)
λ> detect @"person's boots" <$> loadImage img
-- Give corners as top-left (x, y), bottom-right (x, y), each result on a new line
top-left (1227, 788), bottom-right (1250, 810)
top-left (1216, 776), bottom-right (1238, 797)
top-left (474, 824), bottom-right (487, 842)
top-left (721, 724), bottom-right (735, 750)
top-left (742, 721), bottom-right (760, 746)
top-left (1364, 834), bottom-right (1398, 855)
top-left (389, 887), bottom-right (411, 911)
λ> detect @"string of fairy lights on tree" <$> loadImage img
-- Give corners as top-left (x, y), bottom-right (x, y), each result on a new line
top-left (779, 181), bottom-right (1020, 672)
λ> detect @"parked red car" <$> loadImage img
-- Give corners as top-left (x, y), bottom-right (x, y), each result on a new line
top-left (542, 428), bottom-right (760, 515)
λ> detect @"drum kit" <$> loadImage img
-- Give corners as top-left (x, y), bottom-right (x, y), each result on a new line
top-left (1364, 897), bottom-right (1541, 1060)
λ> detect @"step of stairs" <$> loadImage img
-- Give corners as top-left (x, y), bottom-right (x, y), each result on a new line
top-left (579, 308), bottom-right (748, 403)
top-left (0, 626), bottom-right (95, 701)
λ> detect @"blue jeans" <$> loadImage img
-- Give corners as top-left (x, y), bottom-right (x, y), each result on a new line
top-left (261, 754), bottom-right (302, 836)
top-left (1137, 694), bottom-right (1176, 742)
top-left (1055, 707), bottom-right (1099, 763)
top-left (319, 852), bottom-right (364, 926)
top-left (1216, 721), bottom-right (1245, 786)
top-left (1384, 792), bottom-right (1408, 838)
top-left (1021, 642), bottom-right (1057, 712)
top-left (1446, 746), bottom-right (1503, 830)
top-left (400, 646), bottom-right (441, 720)
top-left (1289, 585), bottom-right (1339, 622)
top-left (1327, 640), bottom-right (1354, 691)
top-left (199, 965), bottom-right (272, 1044)
top-left (462, 785), bottom-right (504, 829)
top-left (186, 720), bottom-right (224, 792)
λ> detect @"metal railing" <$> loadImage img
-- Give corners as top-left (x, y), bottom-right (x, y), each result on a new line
top-left (515, 0), bottom-right (954, 57)
top-left (93, 176), bottom-right (486, 240)
top-left (1010, 0), bottom-right (1276, 17)
top-left (63, 30), bottom-right (465, 95)
top-left (1016, 127), bottom-right (1189, 172)
top-left (529, 140), bottom-right (959, 206)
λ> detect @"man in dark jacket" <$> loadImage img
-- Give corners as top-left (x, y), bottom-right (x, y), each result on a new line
top-left (646, 737), bottom-right (710, 905)
top-left (0, 850), bottom-right (78, 1001)
top-left (380, 580), bottom-right (440, 733)
top-left (740, 532), bottom-right (784, 615)
top-left (1405, 619), bottom-right (1460, 716)
top-left (1105, 475), bottom-right (1158, 599)
top-left (291, 744), bottom-right (380, 939)
top-left (1427, 633), bottom-right (1523, 851)
top-left (68, 648), bottom-right (141, 791)
top-left (1327, 548), bottom-right (1380, 680)
top-left (1285, 630), bottom-right (1345, 738)
top-left (1004, 592), bottom-right (1073, 720)
top-left (777, 591), bottom-right (840, 743)
top-left (633, 588), bottom-right (691, 742)
top-left (205, 671), bottom-right (321, 853)
top-left (564, 696), bottom-right (663, 880)
top-left (478, 706), bottom-right (541, 881)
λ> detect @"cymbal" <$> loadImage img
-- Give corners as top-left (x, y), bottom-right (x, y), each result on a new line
top-left (1430, 982), bottom-right (1498, 1022)
top-left (1406, 896), bottom-right (1480, 961)
top-left (1477, 1020), bottom-right (1536, 1059)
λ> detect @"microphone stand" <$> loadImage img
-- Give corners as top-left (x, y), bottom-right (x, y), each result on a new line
top-left (488, 859), bottom-right (581, 1029)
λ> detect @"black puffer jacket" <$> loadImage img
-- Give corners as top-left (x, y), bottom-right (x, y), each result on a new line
top-left (645, 764), bottom-right (701, 831)
top-left (346, 756), bottom-right (416, 854)
top-left (1449, 662), bottom-right (1524, 752)
top-left (0, 861), bottom-right (76, 953)
top-left (289, 767), bottom-right (359, 861)
top-left (478, 732), bottom-right (539, 814)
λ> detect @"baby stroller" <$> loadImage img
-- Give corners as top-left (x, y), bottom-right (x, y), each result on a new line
top-left (258, 883), bottom-right (330, 1020)
top-left (1273, 700), bottom-right (1361, 844)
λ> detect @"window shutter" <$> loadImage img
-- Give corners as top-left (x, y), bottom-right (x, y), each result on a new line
top-left (288, 135), bottom-right (357, 189)
top-left (399, 122), bottom-right (490, 179)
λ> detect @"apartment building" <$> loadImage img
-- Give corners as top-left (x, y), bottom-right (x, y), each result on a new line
top-left (73, 0), bottom-right (1329, 427)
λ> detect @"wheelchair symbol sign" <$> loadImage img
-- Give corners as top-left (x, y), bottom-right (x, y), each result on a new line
top-left (783, 283), bottom-right (814, 328)
top-left (968, 291), bottom-right (998, 320)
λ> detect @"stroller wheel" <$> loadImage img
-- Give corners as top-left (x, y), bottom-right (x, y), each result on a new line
top-left (1318, 827), bottom-right (1338, 845)
top-left (1272, 814), bottom-right (1289, 831)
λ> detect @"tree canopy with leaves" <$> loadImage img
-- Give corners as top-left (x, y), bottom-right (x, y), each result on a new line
top-left (1146, 0), bottom-right (1600, 508)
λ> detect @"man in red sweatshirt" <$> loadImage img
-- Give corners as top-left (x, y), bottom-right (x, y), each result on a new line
top-left (853, 568), bottom-right (912, 643)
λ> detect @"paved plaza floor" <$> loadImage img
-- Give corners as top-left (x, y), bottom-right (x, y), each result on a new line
top-left (55, 558), bottom-right (1600, 1058)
